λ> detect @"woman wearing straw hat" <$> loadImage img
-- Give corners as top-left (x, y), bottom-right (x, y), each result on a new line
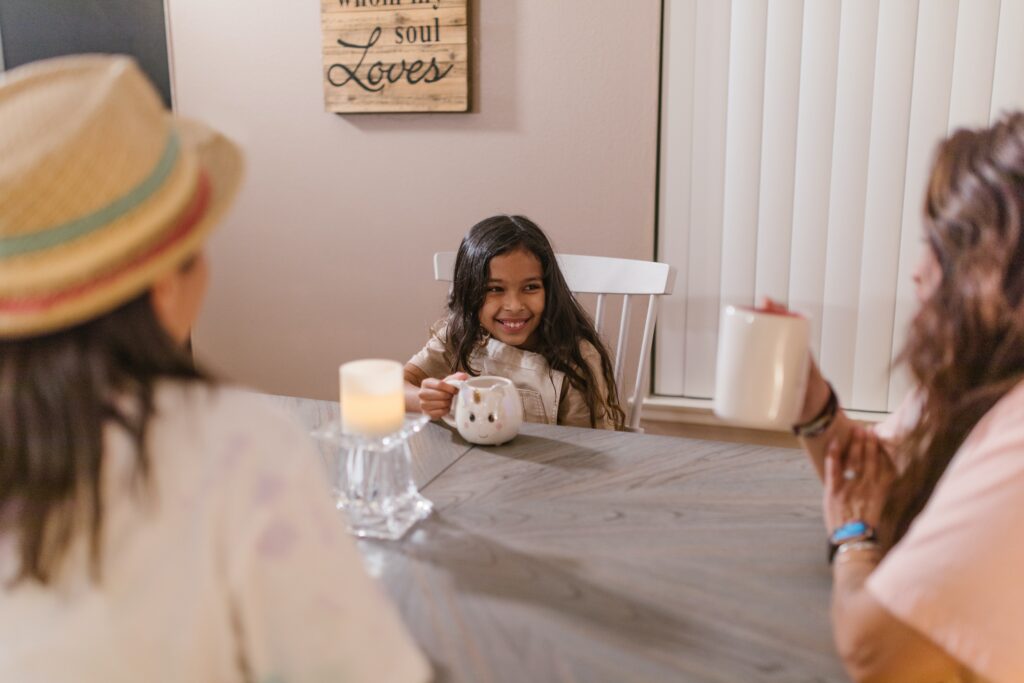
top-left (0, 55), bottom-right (429, 682)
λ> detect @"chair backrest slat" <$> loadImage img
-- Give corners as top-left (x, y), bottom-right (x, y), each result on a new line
top-left (614, 294), bottom-right (631, 388)
top-left (630, 295), bottom-right (660, 430)
top-left (433, 251), bottom-right (676, 429)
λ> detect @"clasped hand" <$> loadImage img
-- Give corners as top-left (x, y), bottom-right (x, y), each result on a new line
top-left (823, 427), bottom-right (896, 534)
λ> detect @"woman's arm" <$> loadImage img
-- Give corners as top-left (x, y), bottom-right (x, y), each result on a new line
top-left (824, 430), bottom-right (965, 681)
top-left (832, 550), bottom-right (964, 682)
top-left (796, 360), bottom-right (860, 480)
top-left (228, 412), bottom-right (431, 682)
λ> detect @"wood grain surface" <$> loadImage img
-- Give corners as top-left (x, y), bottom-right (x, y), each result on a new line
top-left (268, 395), bottom-right (844, 682)
top-left (362, 422), bottom-right (845, 682)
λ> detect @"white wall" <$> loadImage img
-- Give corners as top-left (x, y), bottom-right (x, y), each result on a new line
top-left (166, 0), bottom-right (661, 400)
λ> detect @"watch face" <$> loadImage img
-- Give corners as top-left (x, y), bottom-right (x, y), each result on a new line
top-left (831, 521), bottom-right (870, 543)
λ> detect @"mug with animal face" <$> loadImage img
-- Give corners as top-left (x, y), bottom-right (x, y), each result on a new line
top-left (443, 376), bottom-right (523, 445)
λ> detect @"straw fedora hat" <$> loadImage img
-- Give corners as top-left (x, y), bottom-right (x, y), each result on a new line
top-left (0, 54), bottom-right (243, 338)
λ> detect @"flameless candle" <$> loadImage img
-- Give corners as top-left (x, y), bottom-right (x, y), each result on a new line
top-left (339, 359), bottom-right (406, 436)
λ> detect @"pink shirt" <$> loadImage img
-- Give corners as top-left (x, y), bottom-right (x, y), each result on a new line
top-left (868, 382), bottom-right (1024, 682)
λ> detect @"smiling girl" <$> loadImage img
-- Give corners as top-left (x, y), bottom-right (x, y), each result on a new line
top-left (404, 215), bottom-right (625, 430)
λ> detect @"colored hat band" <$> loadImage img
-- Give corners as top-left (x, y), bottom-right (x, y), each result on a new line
top-left (0, 131), bottom-right (181, 260)
top-left (0, 170), bottom-right (211, 315)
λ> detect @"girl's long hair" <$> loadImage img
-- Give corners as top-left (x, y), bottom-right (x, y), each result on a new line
top-left (445, 215), bottom-right (626, 430)
top-left (0, 294), bottom-right (204, 584)
top-left (882, 112), bottom-right (1024, 548)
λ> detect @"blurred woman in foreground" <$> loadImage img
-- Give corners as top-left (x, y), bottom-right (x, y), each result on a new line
top-left (0, 55), bottom-right (429, 682)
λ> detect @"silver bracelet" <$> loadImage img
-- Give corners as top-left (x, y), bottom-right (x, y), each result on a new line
top-left (833, 540), bottom-right (882, 562)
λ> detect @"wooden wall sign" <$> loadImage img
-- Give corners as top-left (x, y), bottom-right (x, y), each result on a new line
top-left (320, 0), bottom-right (469, 113)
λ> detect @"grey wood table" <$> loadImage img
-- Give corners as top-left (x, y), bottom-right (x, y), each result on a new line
top-left (273, 396), bottom-right (846, 683)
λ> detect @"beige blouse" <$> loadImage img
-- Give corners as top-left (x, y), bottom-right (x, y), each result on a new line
top-left (407, 324), bottom-right (616, 430)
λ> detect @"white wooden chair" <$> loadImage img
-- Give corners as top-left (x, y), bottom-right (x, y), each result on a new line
top-left (433, 252), bottom-right (676, 430)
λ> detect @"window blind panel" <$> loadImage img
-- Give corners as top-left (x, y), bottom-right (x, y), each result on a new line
top-left (818, 0), bottom-right (881, 402)
top-left (682, 0), bottom-right (732, 398)
top-left (754, 0), bottom-right (804, 306)
top-left (787, 0), bottom-right (842, 358)
top-left (850, 1), bottom-right (920, 412)
top-left (948, 0), bottom-right (1000, 130)
top-left (653, 0), bottom-right (699, 396)
top-left (887, 1), bottom-right (959, 412)
top-left (653, 0), bottom-right (1023, 411)
top-left (719, 0), bottom-right (769, 311)
top-left (990, 0), bottom-right (1024, 120)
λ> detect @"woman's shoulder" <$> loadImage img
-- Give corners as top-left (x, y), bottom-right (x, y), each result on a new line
top-left (959, 379), bottom-right (1024, 456)
top-left (150, 380), bottom-right (313, 467)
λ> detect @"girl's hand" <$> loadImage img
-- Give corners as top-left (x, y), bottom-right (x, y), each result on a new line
top-left (823, 427), bottom-right (896, 533)
top-left (418, 372), bottom-right (468, 419)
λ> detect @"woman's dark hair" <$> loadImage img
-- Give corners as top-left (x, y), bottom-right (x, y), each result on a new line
top-left (445, 215), bottom-right (625, 430)
top-left (0, 292), bottom-right (204, 584)
top-left (882, 112), bottom-right (1024, 548)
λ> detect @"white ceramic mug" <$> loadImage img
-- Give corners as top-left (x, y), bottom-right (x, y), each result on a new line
top-left (442, 376), bottom-right (523, 445)
top-left (713, 305), bottom-right (810, 430)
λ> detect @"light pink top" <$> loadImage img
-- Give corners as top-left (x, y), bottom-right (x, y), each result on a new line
top-left (868, 382), bottom-right (1024, 682)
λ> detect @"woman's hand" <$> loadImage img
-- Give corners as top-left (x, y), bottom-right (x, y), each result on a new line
top-left (823, 427), bottom-right (896, 533)
top-left (758, 298), bottom-right (831, 427)
top-left (417, 372), bottom-right (468, 419)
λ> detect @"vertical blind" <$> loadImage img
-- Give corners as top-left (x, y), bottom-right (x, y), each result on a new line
top-left (655, 0), bottom-right (1024, 413)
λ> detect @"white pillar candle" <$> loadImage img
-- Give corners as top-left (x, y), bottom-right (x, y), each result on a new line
top-left (339, 359), bottom-right (406, 436)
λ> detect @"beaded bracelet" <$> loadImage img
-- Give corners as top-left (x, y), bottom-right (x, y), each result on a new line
top-left (793, 382), bottom-right (838, 438)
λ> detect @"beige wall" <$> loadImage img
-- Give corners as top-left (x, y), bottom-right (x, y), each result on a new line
top-left (167, 0), bottom-right (661, 401)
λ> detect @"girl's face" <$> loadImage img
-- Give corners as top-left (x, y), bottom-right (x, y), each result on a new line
top-left (479, 247), bottom-right (545, 349)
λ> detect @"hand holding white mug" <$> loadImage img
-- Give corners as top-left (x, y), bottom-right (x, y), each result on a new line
top-left (713, 301), bottom-right (810, 429)
top-left (758, 299), bottom-right (837, 430)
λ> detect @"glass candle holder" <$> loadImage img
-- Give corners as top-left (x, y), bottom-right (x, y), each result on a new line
top-left (312, 414), bottom-right (433, 540)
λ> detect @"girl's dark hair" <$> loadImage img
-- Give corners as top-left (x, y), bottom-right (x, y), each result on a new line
top-left (0, 293), bottom-right (204, 584)
top-left (882, 112), bottom-right (1024, 549)
top-left (445, 215), bottom-right (625, 430)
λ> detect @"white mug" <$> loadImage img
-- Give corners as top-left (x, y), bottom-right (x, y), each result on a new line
top-left (442, 376), bottom-right (523, 445)
top-left (713, 305), bottom-right (810, 430)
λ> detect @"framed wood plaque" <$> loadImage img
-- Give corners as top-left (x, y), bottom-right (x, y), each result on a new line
top-left (321, 0), bottom-right (469, 113)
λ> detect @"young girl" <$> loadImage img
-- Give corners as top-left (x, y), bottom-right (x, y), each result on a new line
top-left (404, 215), bottom-right (625, 430)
